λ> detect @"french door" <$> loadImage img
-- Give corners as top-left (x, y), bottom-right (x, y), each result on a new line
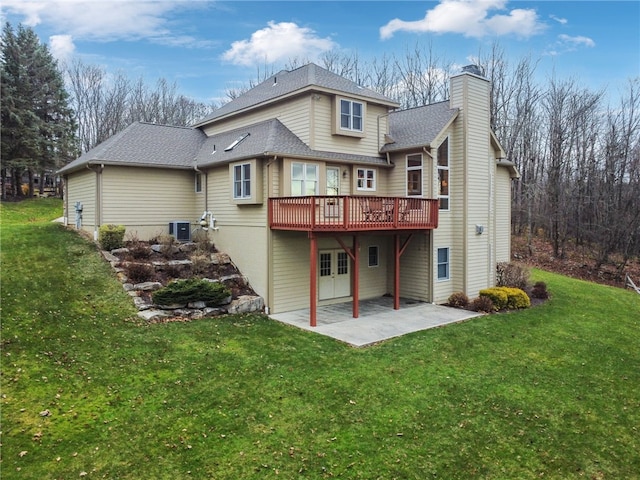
top-left (318, 249), bottom-right (350, 300)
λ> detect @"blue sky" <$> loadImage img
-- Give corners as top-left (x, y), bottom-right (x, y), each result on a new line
top-left (2, 1), bottom-right (638, 105)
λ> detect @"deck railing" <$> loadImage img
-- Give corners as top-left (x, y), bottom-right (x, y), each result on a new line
top-left (269, 196), bottom-right (438, 232)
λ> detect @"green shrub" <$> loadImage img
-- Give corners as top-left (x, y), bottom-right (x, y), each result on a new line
top-left (479, 287), bottom-right (509, 310)
top-left (480, 286), bottom-right (530, 310)
top-left (504, 287), bottom-right (531, 309)
top-left (447, 291), bottom-right (469, 308)
top-left (496, 262), bottom-right (530, 290)
top-left (469, 296), bottom-right (494, 313)
top-left (99, 224), bottom-right (126, 251)
top-left (152, 278), bottom-right (231, 306)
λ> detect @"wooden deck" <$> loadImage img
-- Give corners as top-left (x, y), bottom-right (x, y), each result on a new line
top-left (268, 196), bottom-right (438, 232)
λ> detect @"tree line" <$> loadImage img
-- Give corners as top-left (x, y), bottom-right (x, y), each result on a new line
top-left (2, 24), bottom-right (638, 270)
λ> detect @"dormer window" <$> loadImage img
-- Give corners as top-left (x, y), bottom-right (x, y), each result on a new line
top-left (340, 99), bottom-right (363, 132)
top-left (334, 97), bottom-right (366, 138)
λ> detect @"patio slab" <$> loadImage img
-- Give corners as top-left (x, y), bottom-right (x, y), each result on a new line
top-left (270, 297), bottom-right (483, 347)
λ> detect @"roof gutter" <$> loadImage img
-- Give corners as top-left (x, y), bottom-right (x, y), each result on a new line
top-left (194, 162), bottom-right (208, 211)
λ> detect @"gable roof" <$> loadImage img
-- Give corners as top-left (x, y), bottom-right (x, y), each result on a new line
top-left (380, 101), bottom-right (459, 153)
top-left (196, 118), bottom-right (389, 168)
top-left (193, 63), bottom-right (400, 128)
top-left (58, 122), bottom-right (206, 174)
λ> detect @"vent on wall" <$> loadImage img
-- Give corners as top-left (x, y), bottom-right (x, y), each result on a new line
top-left (169, 221), bottom-right (190, 242)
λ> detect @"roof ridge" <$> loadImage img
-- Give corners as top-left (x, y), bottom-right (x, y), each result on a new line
top-left (137, 121), bottom-right (195, 130)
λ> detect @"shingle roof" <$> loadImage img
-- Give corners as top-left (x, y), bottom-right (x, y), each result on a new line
top-left (193, 63), bottom-right (399, 127)
top-left (380, 101), bottom-right (459, 153)
top-left (58, 122), bottom-right (206, 174)
top-left (196, 118), bottom-right (389, 168)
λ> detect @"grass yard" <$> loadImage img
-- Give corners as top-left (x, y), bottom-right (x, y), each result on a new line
top-left (1, 199), bottom-right (639, 479)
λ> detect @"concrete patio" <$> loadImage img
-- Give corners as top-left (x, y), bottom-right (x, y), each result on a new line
top-left (270, 297), bottom-right (483, 347)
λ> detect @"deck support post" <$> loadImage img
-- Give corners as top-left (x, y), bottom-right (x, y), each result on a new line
top-left (394, 234), bottom-right (401, 310)
top-left (310, 233), bottom-right (317, 327)
top-left (353, 235), bottom-right (360, 318)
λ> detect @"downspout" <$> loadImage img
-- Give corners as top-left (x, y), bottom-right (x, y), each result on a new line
top-left (86, 163), bottom-right (104, 241)
top-left (194, 164), bottom-right (208, 210)
top-left (264, 155), bottom-right (278, 315)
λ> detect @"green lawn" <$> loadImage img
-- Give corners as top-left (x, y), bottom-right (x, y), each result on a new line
top-left (2, 199), bottom-right (639, 479)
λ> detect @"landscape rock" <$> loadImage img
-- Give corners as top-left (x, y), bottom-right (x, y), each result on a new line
top-left (101, 251), bottom-right (120, 263)
top-left (203, 307), bottom-right (227, 317)
top-left (133, 297), bottom-right (152, 310)
top-left (138, 310), bottom-right (173, 322)
top-left (187, 301), bottom-right (207, 309)
top-left (133, 281), bottom-right (163, 291)
top-left (227, 295), bottom-right (264, 314)
top-left (211, 252), bottom-right (231, 265)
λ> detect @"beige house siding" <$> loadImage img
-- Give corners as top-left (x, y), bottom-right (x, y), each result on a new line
top-left (100, 167), bottom-right (197, 240)
top-left (202, 95), bottom-right (311, 145)
top-left (203, 161), bottom-right (270, 301)
top-left (398, 233), bottom-right (430, 301)
top-left (312, 96), bottom-right (390, 157)
top-left (271, 231), bottom-right (312, 313)
top-left (495, 167), bottom-right (512, 263)
top-left (65, 169), bottom-right (96, 233)
top-left (358, 235), bottom-right (390, 299)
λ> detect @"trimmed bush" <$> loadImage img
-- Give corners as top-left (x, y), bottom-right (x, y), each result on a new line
top-left (99, 224), bottom-right (126, 251)
top-left (531, 281), bottom-right (549, 299)
top-left (152, 278), bottom-right (231, 307)
top-left (496, 262), bottom-right (530, 290)
top-left (448, 291), bottom-right (469, 308)
top-left (479, 287), bottom-right (509, 310)
top-left (480, 286), bottom-right (530, 310)
top-left (470, 296), bottom-right (494, 313)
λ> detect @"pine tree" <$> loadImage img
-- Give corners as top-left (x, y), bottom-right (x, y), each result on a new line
top-left (1, 22), bottom-right (77, 198)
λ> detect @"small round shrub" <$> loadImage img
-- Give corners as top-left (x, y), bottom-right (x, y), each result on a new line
top-left (470, 296), bottom-right (494, 313)
top-left (447, 291), bottom-right (469, 308)
top-left (152, 278), bottom-right (231, 307)
top-left (99, 224), bottom-right (126, 251)
top-left (480, 286), bottom-right (530, 310)
top-left (531, 281), bottom-right (549, 299)
top-left (479, 287), bottom-right (509, 310)
top-left (125, 263), bottom-right (155, 284)
top-left (504, 287), bottom-right (531, 309)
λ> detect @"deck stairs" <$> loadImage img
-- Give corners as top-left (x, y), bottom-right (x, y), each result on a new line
top-left (626, 274), bottom-right (640, 294)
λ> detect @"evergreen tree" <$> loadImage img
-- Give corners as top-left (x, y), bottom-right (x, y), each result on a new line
top-left (1, 23), bottom-right (77, 198)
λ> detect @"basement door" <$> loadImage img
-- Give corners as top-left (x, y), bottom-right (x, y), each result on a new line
top-left (318, 249), bottom-right (350, 300)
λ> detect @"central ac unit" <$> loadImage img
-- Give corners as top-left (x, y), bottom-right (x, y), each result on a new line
top-left (169, 221), bottom-right (190, 242)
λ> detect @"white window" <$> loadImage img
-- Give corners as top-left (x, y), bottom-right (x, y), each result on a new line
top-left (437, 247), bottom-right (450, 281)
top-left (438, 137), bottom-right (449, 210)
top-left (195, 173), bottom-right (203, 193)
top-left (340, 99), bottom-right (363, 132)
top-left (233, 163), bottom-right (251, 199)
top-left (368, 245), bottom-right (379, 267)
top-left (291, 163), bottom-right (319, 196)
top-left (406, 153), bottom-right (422, 196)
top-left (356, 168), bottom-right (376, 191)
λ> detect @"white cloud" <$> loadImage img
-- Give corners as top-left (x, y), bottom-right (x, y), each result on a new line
top-left (1, 0), bottom-right (211, 47)
top-left (550, 14), bottom-right (568, 25)
top-left (558, 34), bottom-right (595, 48)
top-left (49, 34), bottom-right (75, 64)
top-left (222, 21), bottom-right (337, 67)
top-left (380, 0), bottom-right (545, 40)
